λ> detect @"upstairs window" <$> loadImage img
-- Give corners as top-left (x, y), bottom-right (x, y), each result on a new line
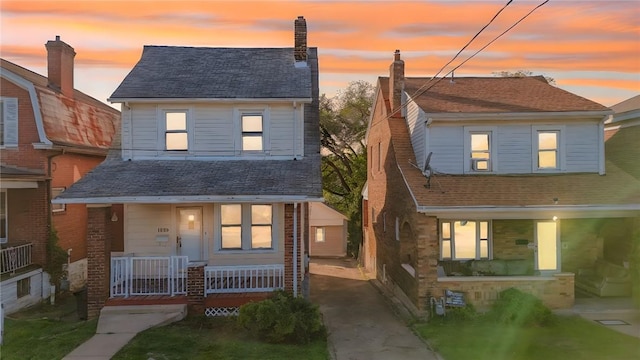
top-left (464, 127), bottom-right (496, 173)
top-left (220, 204), bottom-right (273, 250)
top-left (0, 98), bottom-right (19, 147)
top-left (440, 220), bottom-right (491, 260)
top-left (537, 131), bottom-right (559, 169)
top-left (165, 111), bottom-right (188, 150)
top-left (242, 114), bottom-right (263, 151)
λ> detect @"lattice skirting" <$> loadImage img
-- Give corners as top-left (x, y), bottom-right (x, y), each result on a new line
top-left (205, 307), bottom-right (239, 317)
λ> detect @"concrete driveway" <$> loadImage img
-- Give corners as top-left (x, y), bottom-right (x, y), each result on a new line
top-left (310, 257), bottom-right (440, 360)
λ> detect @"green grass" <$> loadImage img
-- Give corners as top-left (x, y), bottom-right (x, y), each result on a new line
top-left (0, 294), bottom-right (97, 360)
top-left (416, 314), bottom-right (640, 360)
top-left (113, 316), bottom-right (329, 360)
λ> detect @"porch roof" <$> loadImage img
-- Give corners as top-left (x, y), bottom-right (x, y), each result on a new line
top-left (53, 156), bottom-right (323, 203)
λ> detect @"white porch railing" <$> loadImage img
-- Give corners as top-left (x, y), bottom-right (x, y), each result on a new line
top-left (205, 264), bottom-right (284, 294)
top-left (1, 243), bottom-right (33, 275)
top-left (110, 256), bottom-right (188, 297)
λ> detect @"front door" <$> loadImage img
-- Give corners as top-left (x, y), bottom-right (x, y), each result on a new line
top-left (177, 207), bottom-right (203, 261)
top-left (535, 220), bottom-right (559, 274)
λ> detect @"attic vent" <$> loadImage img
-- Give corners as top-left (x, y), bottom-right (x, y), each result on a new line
top-left (471, 159), bottom-right (490, 171)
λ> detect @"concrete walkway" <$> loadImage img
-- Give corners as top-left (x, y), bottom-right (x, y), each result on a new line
top-left (560, 297), bottom-right (640, 339)
top-left (310, 257), bottom-right (440, 360)
top-left (63, 304), bottom-right (186, 360)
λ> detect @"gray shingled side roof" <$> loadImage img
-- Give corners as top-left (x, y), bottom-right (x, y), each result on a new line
top-left (55, 157), bottom-right (322, 201)
top-left (110, 46), bottom-right (312, 99)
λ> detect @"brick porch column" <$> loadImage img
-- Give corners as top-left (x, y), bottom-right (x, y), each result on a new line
top-left (187, 263), bottom-right (205, 315)
top-left (86, 205), bottom-right (112, 319)
top-left (284, 204), bottom-right (303, 296)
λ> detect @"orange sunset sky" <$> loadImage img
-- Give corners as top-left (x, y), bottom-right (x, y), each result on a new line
top-left (1, 0), bottom-right (638, 107)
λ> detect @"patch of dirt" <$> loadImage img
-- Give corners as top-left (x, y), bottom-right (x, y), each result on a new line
top-left (7, 291), bottom-right (81, 322)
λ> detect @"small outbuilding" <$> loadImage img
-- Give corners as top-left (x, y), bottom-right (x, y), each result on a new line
top-left (309, 202), bottom-right (348, 258)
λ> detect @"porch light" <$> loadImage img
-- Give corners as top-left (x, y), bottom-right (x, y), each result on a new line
top-left (552, 216), bottom-right (558, 221)
top-left (111, 212), bottom-right (118, 222)
top-left (188, 215), bottom-right (195, 221)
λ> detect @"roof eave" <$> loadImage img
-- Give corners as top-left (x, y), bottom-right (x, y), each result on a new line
top-left (423, 110), bottom-right (613, 121)
top-left (108, 97), bottom-right (313, 104)
top-left (53, 195), bottom-right (325, 204)
top-left (415, 204), bottom-right (640, 219)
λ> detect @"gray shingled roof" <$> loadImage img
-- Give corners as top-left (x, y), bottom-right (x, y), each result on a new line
top-left (55, 157), bottom-right (322, 202)
top-left (110, 46), bottom-right (312, 99)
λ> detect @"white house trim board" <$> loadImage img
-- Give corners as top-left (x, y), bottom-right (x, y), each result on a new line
top-left (53, 195), bottom-right (325, 204)
top-left (109, 97), bottom-right (313, 104)
top-left (0, 181), bottom-right (38, 189)
top-left (0, 69), bottom-right (52, 145)
top-left (416, 205), bottom-right (640, 219)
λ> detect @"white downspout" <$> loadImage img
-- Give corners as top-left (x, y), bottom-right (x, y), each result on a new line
top-left (300, 202), bottom-right (306, 278)
top-left (598, 115), bottom-right (608, 175)
top-left (293, 202), bottom-right (298, 297)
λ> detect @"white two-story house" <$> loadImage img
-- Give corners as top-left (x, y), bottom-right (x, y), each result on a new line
top-left (54, 17), bottom-right (322, 319)
top-left (363, 51), bottom-right (640, 316)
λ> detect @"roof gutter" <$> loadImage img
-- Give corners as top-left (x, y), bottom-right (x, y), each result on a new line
top-left (424, 110), bottom-right (613, 121)
top-left (108, 97), bottom-right (313, 104)
top-left (53, 195), bottom-right (325, 204)
top-left (416, 204), bottom-right (640, 219)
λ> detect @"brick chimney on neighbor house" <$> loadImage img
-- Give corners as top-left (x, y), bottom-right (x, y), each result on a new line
top-left (45, 35), bottom-right (76, 98)
top-left (389, 50), bottom-right (405, 115)
top-left (294, 16), bottom-right (307, 62)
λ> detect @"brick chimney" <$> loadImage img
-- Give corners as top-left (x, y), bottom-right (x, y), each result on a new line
top-left (389, 50), bottom-right (404, 115)
top-left (294, 16), bottom-right (307, 62)
top-left (45, 35), bottom-right (76, 98)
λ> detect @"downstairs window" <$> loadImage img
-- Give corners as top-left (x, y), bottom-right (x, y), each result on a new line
top-left (440, 220), bottom-right (491, 260)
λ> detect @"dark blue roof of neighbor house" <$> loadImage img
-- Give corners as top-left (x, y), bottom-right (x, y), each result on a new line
top-left (109, 46), bottom-right (313, 100)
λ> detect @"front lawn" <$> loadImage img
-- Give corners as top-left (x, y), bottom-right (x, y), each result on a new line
top-left (112, 316), bottom-right (329, 360)
top-left (0, 294), bottom-right (97, 360)
top-left (416, 314), bottom-right (640, 360)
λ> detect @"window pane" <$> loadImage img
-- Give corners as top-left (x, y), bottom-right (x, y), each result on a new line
top-left (221, 226), bottom-right (241, 248)
top-left (316, 227), bottom-right (325, 242)
top-left (454, 221), bottom-right (477, 259)
top-left (538, 150), bottom-right (557, 168)
top-left (166, 133), bottom-right (188, 150)
top-left (252, 205), bottom-right (271, 224)
top-left (441, 222), bottom-right (450, 239)
top-left (480, 240), bottom-right (489, 258)
top-left (52, 188), bottom-right (65, 212)
top-left (480, 221), bottom-right (488, 239)
top-left (221, 204), bottom-right (242, 225)
top-left (442, 240), bottom-right (451, 259)
top-left (166, 112), bottom-right (186, 130)
top-left (471, 133), bottom-right (489, 152)
top-left (243, 136), bottom-right (263, 151)
top-left (251, 226), bottom-right (272, 248)
top-left (242, 115), bottom-right (262, 132)
top-left (538, 132), bottom-right (557, 150)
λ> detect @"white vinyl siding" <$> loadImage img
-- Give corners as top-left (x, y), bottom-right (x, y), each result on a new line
top-left (124, 204), bottom-right (174, 255)
top-left (565, 124), bottom-right (599, 172)
top-left (496, 126), bottom-right (532, 173)
top-left (429, 126), bottom-right (464, 174)
top-left (123, 103), bottom-right (301, 159)
top-left (405, 97), bottom-right (426, 170)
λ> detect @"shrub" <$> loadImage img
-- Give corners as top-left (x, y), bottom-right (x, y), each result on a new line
top-left (238, 290), bottom-right (326, 344)
top-left (488, 288), bottom-right (556, 326)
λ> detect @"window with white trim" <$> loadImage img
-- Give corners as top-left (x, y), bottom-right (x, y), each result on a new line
top-left (165, 111), bottom-right (188, 150)
top-left (0, 190), bottom-right (7, 243)
top-left (52, 187), bottom-right (66, 213)
top-left (315, 227), bottom-right (325, 242)
top-left (464, 127), bottom-right (496, 173)
top-left (537, 131), bottom-right (559, 169)
top-left (220, 204), bottom-right (273, 250)
top-left (241, 114), bottom-right (263, 151)
top-left (0, 97), bottom-right (19, 147)
top-left (440, 220), bottom-right (491, 260)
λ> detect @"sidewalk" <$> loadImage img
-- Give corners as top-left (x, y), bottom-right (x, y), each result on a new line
top-left (310, 257), bottom-right (440, 360)
top-left (63, 304), bottom-right (186, 360)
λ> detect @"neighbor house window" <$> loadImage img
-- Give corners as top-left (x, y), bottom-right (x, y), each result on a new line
top-left (537, 131), bottom-right (559, 169)
top-left (440, 220), bottom-right (491, 260)
top-left (242, 114), bottom-right (263, 151)
top-left (220, 204), bottom-right (273, 250)
top-left (0, 97), bottom-right (19, 147)
top-left (0, 190), bottom-right (6, 243)
top-left (464, 127), bottom-right (496, 173)
top-left (315, 227), bottom-right (325, 242)
top-left (51, 187), bottom-right (66, 213)
top-left (165, 111), bottom-right (188, 150)
top-left (17, 277), bottom-right (30, 298)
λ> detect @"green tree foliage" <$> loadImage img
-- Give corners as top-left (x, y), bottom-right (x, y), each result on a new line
top-left (492, 70), bottom-right (556, 85)
top-left (320, 80), bottom-right (374, 257)
top-left (45, 228), bottom-right (68, 287)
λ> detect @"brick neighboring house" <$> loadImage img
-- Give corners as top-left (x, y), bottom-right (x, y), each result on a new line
top-left (55, 17), bottom-right (322, 319)
top-left (363, 51), bottom-right (640, 317)
top-left (0, 37), bottom-right (120, 314)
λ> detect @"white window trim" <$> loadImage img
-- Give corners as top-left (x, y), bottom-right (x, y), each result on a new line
top-left (532, 125), bottom-right (566, 172)
top-left (463, 126), bottom-right (497, 174)
top-left (0, 97), bottom-right (19, 148)
top-left (158, 108), bottom-right (192, 153)
top-left (215, 203), bottom-right (278, 253)
top-left (234, 107), bottom-right (271, 155)
top-left (51, 187), bottom-right (66, 213)
top-left (0, 189), bottom-right (7, 243)
top-left (439, 220), bottom-right (492, 261)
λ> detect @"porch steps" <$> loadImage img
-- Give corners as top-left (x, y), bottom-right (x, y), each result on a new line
top-left (97, 304), bottom-right (188, 334)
